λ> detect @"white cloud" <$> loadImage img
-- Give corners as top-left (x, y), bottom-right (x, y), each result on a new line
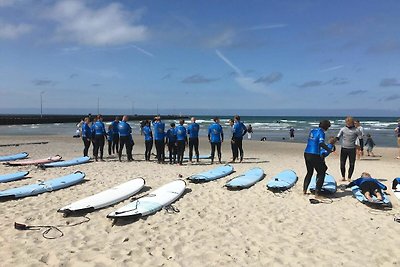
top-left (206, 29), bottom-right (235, 48)
top-left (48, 1), bottom-right (148, 46)
top-left (245, 24), bottom-right (287, 31)
top-left (0, 0), bottom-right (17, 7)
top-left (0, 22), bottom-right (32, 39)
top-left (319, 65), bottom-right (344, 72)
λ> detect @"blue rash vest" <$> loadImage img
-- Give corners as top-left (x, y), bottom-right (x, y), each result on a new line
top-left (208, 123), bottom-right (223, 143)
top-left (320, 143), bottom-right (334, 158)
top-left (176, 125), bottom-right (187, 141)
top-left (166, 128), bottom-right (177, 143)
top-left (93, 121), bottom-right (106, 136)
top-left (111, 120), bottom-right (119, 135)
top-left (153, 121), bottom-right (165, 140)
top-left (82, 122), bottom-right (91, 138)
top-left (304, 128), bottom-right (326, 155)
top-left (118, 121), bottom-right (132, 137)
top-left (107, 129), bottom-right (113, 141)
top-left (233, 121), bottom-right (247, 139)
top-left (348, 178), bottom-right (387, 190)
top-left (187, 123), bottom-right (200, 138)
top-left (143, 125), bottom-right (153, 141)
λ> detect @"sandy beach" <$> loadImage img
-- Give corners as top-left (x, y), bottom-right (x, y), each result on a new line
top-left (1, 134), bottom-right (399, 267)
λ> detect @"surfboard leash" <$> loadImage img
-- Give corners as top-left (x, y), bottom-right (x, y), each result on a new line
top-left (164, 204), bottom-right (180, 214)
top-left (14, 216), bottom-right (90, 239)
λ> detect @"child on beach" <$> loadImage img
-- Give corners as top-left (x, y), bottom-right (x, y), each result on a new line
top-left (346, 172), bottom-right (385, 202)
top-left (107, 124), bottom-right (113, 156)
top-left (364, 133), bottom-right (376, 157)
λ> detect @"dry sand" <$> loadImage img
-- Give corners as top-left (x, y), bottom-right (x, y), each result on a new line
top-left (0, 135), bottom-right (399, 266)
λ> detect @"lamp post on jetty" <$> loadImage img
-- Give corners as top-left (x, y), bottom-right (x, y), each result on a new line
top-left (40, 91), bottom-right (45, 118)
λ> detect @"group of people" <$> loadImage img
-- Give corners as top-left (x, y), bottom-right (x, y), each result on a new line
top-left (80, 114), bottom-right (249, 165)
top-left (303, 116), bottom-right (382, 200)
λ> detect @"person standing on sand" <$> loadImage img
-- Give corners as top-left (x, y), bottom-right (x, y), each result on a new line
top-left (354, 120), bottom-right (365, 159)
top-left (232, 115), bottom-right (247, 162)
top-left (336, 116), bottom-right (362, 181)
top-left (92, 115), bottom-right (106, 161)
top-left (118, 115), bottom-right (132, 162)
top-left (166, 122), bottom-right (177, 164)
top-left (247, 124), bottom-right (253, 140)
top-left (153, 116), bottom-right (166, 163)
top-left (208, 117), bottom-right (224, 164)
top-left (81, 117), bottom-right (91, 157)
top-left (142, 120), bottom-right (153, 161)
top-left (303, 120), bottom-right (332, 197)
top-left (229, 119), bottom-right (238, 162)
top-left (176, 119), bottom-right (188, 165)
top-left (111, 117), bottom-right (120, 154)
top-left (187, 117), bottom-right (200, 162)
top-left (395, 119), bottom-right (400, 159)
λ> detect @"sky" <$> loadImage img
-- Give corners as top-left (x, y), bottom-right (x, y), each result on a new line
top-left (1, 0), bottom-right (400, 116)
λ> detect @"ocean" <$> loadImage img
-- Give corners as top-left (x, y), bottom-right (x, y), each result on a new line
top-left (0, 116), bottom-right (398, 148)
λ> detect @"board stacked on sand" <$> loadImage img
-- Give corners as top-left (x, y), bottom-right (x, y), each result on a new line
top-left (0, 171), bottom-right (85, 200)
top-left (58, 178), bottom-right (145, 215)
top-left (0, 171), bottom-right (29, 183)
top-left (267, 170), bottom-right (297, 191)
top-left (41, 156), bottom-right (90, 168)
top-left (107, 179), bottom-right (186, 219)
top-left (5, 155), bottom-right (62, 166)
top-left (351, 186), bottom-right (391, 206)
top-left (393, 178), bottom-right (400, 202)
top-left (0, 152), bottom-right (28, 162)
top-left (188, 165), bottom-right (234, 182)
top-left (225, 167), bottom-right (264, 189)
top-left (308, 174), bottom-right (337, 194)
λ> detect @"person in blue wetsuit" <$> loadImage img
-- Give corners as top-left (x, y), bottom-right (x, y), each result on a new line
top-left (92, 115), bottom-right (106, 161)
top-left (187, 117), bottom-right (200, 162)
top-left (176, 119), bottom-right (188, 165)
top-left (142, 120), bottom-right (153, 161)
top-left (107, 124), bottom-right (113, 156)
top-left (208, 117), bottom-right (224, 164)
top-left (347, 172), bottom-right (385, 202)
top-left (118, 115), bottom-right (132, 162)
top-left (232, 115), bottom-right (247, 162)
top-left (166, 123), bottom-right (177, 164)
top-left (392, 177), bottom-right (400, 190)
top-left (81, 117), bottom-right (92, 157)
top-left (228, 119), bottom-right (238, 162)
top-left (111, 117), bottom-right (120, 154)
top-left (153, 116), bottom-right (165, 163)
top-left (303, 120), bottom-right (332, 197)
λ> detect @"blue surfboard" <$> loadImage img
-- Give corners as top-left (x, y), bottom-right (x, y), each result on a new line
top-left (0, 171), bottom-right (85, 200)
top-left (0, 171), bottom-right (29, 183)
top-left (225, 167), bottom-right (264, 189)
top-left (351, 186), bottom-right (391, 206)
top-left (42, 156), bottom-right (90, 168)
top-left (188, 165), bottom-right (234, 182)
top-left (0, 152), bottom-right (28, 162)
top-left (308, 174), bottom-right (337, 194)
top-left (267, 170), bottom-right (297, 191)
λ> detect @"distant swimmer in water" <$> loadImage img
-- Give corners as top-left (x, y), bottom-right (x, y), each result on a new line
top-left (247, 124), bottom-right (253, 140)
top-left (289, 127), bottom-right (295, 140)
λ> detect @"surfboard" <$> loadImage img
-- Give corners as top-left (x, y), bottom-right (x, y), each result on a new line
top-left (267, 170), bottom-right (298, 191)
top-left (0, 171), bottom-right (29, 183)
top-left (0, 171), bottom-right (85, 200)
top-left (5, 155), bottom-right (62, 166)
top-left (308, 174), bottom-right (337, 194)
top-left (58, 178), bottom-right (145, 215)
top-left (42, 156), bottom-right (90, 168)
top-left (0, 152), bottom-right (28, 162)
top-left (225, 167), bottom-right (264, 189)
top-left (188, 165), bottom-right (234, 182)
top-left (107, 179), bottom-right (186, 219)
top-left (351, 186), bottom-right (391, 206)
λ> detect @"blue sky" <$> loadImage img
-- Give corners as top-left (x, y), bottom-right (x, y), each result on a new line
top-left (1, 0), bottom-right (400, 115)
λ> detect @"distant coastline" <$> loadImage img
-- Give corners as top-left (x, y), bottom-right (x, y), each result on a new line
top-left (0, 114), bottom-right (189, 125)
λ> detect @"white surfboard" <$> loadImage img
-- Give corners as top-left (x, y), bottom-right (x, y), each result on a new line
top-left (58, 178), bottom-right (145, 215)
top-left (107, 179), bottom-right (186, 219)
